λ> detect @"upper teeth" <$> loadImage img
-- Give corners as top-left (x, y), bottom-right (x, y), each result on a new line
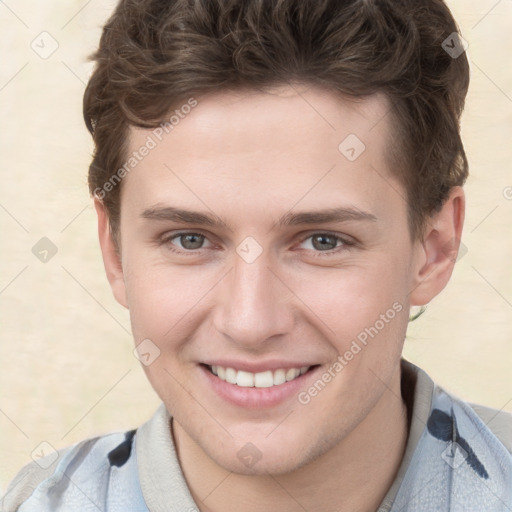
top-left (210, 365), bottom-right (310, 388)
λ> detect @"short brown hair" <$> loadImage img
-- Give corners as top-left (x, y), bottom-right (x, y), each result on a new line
top-left (84, 0), bottom-right (469, 241)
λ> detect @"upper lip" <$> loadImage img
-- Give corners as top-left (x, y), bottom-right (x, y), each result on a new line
top-left (201, 360), bottom-right (318, 373)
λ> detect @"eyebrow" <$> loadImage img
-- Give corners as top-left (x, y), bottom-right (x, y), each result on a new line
top-left (141, 205), bottom-right (377, 231)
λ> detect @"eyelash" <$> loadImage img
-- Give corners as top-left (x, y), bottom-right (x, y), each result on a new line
top-left (159, 230), bottom-right (356, 257)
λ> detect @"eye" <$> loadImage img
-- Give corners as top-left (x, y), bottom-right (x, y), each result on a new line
top-left (162, 232), bottom-right (214, 253)
top-left (159, 231), bottom-right (355, 257)
top-left (298, 233), bottom-right (354, 254)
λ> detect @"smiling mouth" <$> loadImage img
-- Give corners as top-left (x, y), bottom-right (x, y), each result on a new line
top-left (203, 364), bottom-right (318, 388)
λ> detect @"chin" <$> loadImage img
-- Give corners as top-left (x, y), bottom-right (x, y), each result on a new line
top-left (203, 432), bottom-right (322, 477)
top-left (218, 450), bottom-right (305, 477)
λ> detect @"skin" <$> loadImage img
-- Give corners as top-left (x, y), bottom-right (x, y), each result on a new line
top-left (95, 83), bottom-right (464, 512)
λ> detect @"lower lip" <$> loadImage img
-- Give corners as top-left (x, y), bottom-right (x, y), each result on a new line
top-left (199, 364), bottom-right (319, 409)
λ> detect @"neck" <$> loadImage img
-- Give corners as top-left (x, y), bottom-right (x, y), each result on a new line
top-left (173, 366), bottom-right (408, 512)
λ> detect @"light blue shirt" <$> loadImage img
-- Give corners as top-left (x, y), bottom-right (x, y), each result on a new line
top-left (2, 360), bottom-right (512, 511)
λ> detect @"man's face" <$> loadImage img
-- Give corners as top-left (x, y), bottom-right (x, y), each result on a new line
top-left (114, 85), bottom-right (423, 474)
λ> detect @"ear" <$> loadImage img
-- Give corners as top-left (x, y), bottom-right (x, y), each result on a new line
top-left (94, 198), bottom-right (128, 308)
top-left (409, 186), bottom-right (465, 306)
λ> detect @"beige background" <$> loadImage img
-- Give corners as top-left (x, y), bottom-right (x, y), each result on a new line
top-left (0, 0), bottom-right (511, 492)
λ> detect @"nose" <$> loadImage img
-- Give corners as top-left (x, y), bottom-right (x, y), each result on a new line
top-left (212, 251), bottom-right (294, 350)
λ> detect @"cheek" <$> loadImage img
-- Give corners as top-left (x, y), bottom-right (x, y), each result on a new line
top-left (288, 254), bottom-right (410, 339)
top-left (123, 264), bottom-right (215, 414)
top-left (290, 263), bottom-right (409, 431)
top-left (125, 263), bottom-right (217, 342)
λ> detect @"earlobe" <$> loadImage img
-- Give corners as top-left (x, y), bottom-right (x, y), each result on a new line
top-left (94, 198), bottom-right (128, 309)
top-left (409, 186), bottom-right (465, 306)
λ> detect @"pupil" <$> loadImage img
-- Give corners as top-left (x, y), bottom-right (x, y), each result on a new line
top-left (182, 234), bottom-right (203, 249)
top-left (313, 234), bottom-right (336, 251)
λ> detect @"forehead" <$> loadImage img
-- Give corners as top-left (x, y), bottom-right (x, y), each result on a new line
top-left (122, 84), bottom-right (404, 225)
top-left (145, 84), bottom-right (392, 157)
